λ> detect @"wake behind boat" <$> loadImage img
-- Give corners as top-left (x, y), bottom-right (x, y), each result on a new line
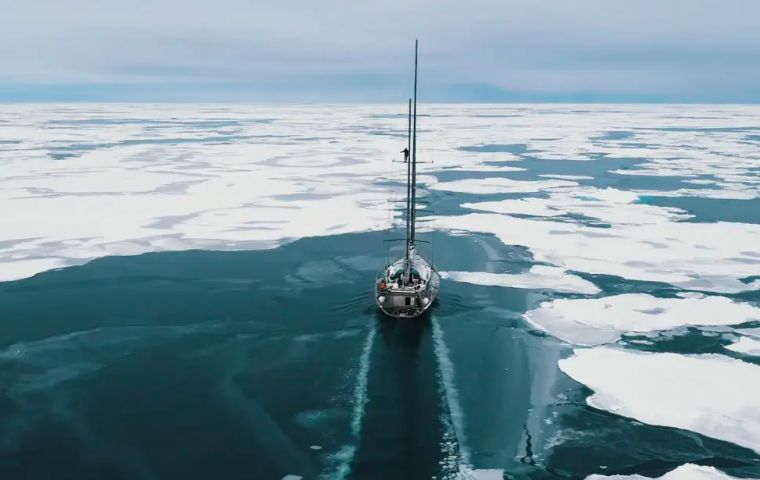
top-left (375, 40), bottom-right (440, 319)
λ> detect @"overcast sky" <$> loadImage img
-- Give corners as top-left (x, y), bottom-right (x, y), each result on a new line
top-left (1, 0), bottom-right (759, 102)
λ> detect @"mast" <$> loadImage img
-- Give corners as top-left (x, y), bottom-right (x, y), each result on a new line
top-left (405, 98), bottom-right (412, 267)
top-left (410, 39), bottom-right (418, 249)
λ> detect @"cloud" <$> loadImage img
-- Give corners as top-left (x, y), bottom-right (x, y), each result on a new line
top-left (1, 0), bottom-right (759, 101)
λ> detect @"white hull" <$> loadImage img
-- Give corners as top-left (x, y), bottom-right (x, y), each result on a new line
top-left (376, 255), bottom-right (440, 319)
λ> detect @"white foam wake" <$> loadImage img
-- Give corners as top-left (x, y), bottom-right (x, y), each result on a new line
top-left (432, 317), bottom-right (471, 468)
top-left (351, 327), bottom-right (376, 438)
top-left (323, 326), bottom-right (376, 480)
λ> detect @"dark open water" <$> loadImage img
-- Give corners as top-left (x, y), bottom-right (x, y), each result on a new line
top-left (1, 228), bottom-right (759, 479)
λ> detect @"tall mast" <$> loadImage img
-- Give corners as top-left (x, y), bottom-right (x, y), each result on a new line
top-left (405, 98), bottom-right (412, 265)
top-left (410, 39), bottom-right (418, 248)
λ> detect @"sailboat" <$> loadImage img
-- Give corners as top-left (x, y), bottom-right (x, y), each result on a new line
top-left (375, 40), bottom-right (440, 318)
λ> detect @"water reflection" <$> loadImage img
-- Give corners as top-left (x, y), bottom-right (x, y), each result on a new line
top-left (376, 311), bottom-right (432, 349)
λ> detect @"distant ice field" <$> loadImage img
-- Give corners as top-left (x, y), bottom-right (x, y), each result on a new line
top-left (2, 103), bottom-right (759, 286)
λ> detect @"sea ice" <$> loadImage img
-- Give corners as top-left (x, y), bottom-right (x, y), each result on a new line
top-left (1, 257), bottom-right (68, 281)
top-left (0, 105), bottom-right (411, 281)
top-left (434, 212), bottom-right (760, 293)
top-left (737, 327), bottom-right (760, 338)
top-left (524, 293), bottom-right (760, 346)
top-left (462, 199), bottom-right (565, 217)
top-left (586, 463), bottom-right (750, 479)
top-left (559, 347), bottom-right (760, 454)
top-left (441, 266), bottom-right (600, 294)
top-left (726, 336), bottom-right (760, 356)
top-left (464, 468), bottom-right (505, 480)
top-left (538, 174), bottom-right (594, 181)
top-left (3, 103), bottom-right (760, 287)
top-left (462, 187), bottom-right (691, 224)
top-left (429, 177), bottom-right (576, 194)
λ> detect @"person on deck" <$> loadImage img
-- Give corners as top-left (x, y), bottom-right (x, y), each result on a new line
top-left (401, 147), bottom-right (410, 162)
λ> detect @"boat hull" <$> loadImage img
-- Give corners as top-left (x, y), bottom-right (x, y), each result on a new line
top-left (375, 270), bottom-right (440, 319)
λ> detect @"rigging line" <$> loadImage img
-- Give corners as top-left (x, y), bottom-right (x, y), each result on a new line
top-left (384, 128), bottom-right (403, 267)
top-left (386, 148), bottom-right (393, 267)
top-left (432, 229), bottom-right (435, 266)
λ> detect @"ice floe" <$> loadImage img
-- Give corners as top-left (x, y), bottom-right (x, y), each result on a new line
top-left (737, 327), bottom-right (760, 338)
top-left (524, 293), bottom-right (760, 346)
top-left (441, 266), bottom-right (600, 294)
top-left (586, 463), bottom-right (750, 479)
top-left (538, 174), bottom-right (594, 181)
top-left (726, 336), bottom-right (760, 356)
top-left (633, 188), bottom-right (759, 201)
top-left (463, 469), bottom-right (505, 480)
top-left (462, 199), bottom-right (565, 217)
top-left (430, 177), bottom-right (576, 195)
top-left (434, 212), bottom-right (760, 293)
top-left (560, 347), bottom-right (760, 454)
top-left (442, 164), bottom-right (526, 173)
top-left (1, 257), bottom-right (68, 280)
top-left (462, 187), bottom-right (691, 224)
